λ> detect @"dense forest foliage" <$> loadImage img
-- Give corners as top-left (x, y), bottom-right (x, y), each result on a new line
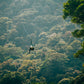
top-left (0, 0), bottom-right (84, 84)
top-left (63, 0), bottom-right (84, 58)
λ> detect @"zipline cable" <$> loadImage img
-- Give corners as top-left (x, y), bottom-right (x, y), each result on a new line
top-left (23, 24), bottom-right (34, 54)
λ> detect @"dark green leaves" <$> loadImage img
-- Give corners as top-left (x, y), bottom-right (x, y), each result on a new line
top-left (63, 0), bottom-right (84, 24)
top-left (63, 0), bottom-right (84, 58)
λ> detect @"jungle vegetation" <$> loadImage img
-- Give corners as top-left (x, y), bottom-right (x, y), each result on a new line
top-left (0, 0), bottom-right (84, 84)
top-left (63, 0), bottom-right (84, 58)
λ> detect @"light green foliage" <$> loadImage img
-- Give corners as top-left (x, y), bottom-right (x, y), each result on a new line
top-left (0, 17), bottom-right (12, 45)
top-left (0, 43), bottom-right (23, 62)
top-left (58, 78), bottom-right (71, 84)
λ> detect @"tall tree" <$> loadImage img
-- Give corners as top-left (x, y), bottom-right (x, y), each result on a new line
top-left (63, 0), bottom-right (84, 58)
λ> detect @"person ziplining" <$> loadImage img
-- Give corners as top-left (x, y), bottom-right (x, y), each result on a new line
top-left (29, 39), bottom-right (34, 53)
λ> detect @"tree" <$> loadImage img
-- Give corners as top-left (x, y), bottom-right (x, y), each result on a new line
top-left (0, 43), bottom-right (23, 63)
top-left (0, 17), bottom-right (12, 45)
top-left (0, 72), bottom-right (26, 84)
top-left (63, 0), bottom-right (84, 58)
top-left (70, 74), bottom-right (84, 84)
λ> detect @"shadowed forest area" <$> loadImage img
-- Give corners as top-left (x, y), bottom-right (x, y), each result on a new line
top-left (0, 0), bottom-right (84, 84)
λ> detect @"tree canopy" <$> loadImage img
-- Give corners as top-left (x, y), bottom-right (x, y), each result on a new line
top-left (0, 0), bottom-right (83, 84)
top-left (0, 72), bottom-right (25, 84)
top-left (63, 0), bottom-right (84, 58)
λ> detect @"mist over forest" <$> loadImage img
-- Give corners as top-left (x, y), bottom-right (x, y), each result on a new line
top-left (0, 0), bottom-right (84, 84)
